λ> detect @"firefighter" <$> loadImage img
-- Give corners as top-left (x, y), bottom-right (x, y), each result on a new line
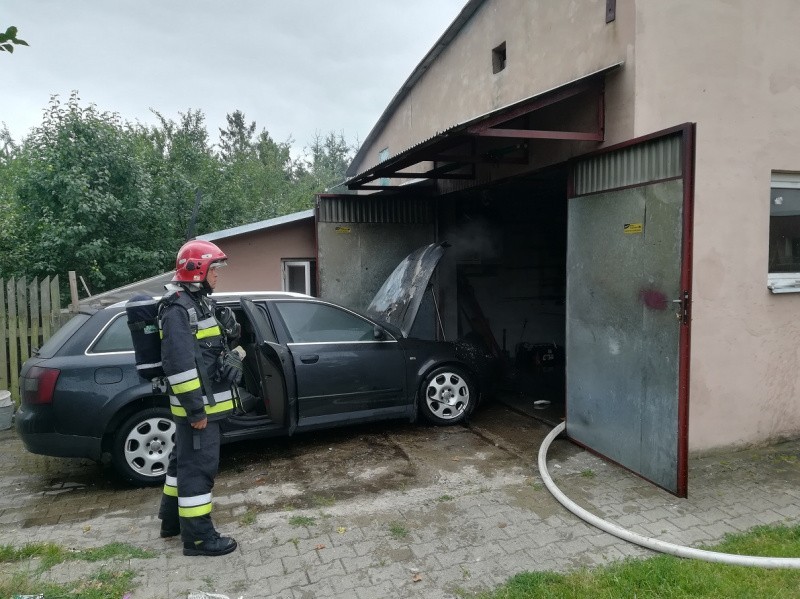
top-left (157, 239), bottom-right (239, 557)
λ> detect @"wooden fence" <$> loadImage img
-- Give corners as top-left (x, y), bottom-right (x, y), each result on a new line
top-left (1, 276), bottom-right (67, 403)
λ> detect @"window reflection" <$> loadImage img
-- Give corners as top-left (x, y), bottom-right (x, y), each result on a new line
top-left (274, 302), bottom-right (375, 343)
top-left (769, 184), bottom-right (800, 273)
top-left (91, 315), bottom-right (134, 353)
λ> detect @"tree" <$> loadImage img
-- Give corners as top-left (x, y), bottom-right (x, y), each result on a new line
top-left (0, 92), bottom-right (358, 296)
top-left (10, 93), bottom-right (172, 291)
top-left (0, 125), bottom-right (17, 162)
top-left (218, 110), bottom-right (257, 162)
top-left (0, 127), bottom-right (23, 277)
top-left (0, 26), bottom-right (28, 53)
top-left (145, 109), bottom-right (220, 242)
top-left (304, 131), bottom-right (355, 191)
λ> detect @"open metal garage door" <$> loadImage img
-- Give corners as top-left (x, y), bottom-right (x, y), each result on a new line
top-left (566, 124), bottom-right (694, 496)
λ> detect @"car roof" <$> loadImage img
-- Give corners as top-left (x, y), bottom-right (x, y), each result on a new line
top-left (107, 291), bottom-right (311, 309)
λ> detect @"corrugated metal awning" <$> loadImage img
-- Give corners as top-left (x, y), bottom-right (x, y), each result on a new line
top-left (346, 63), bottom-right (622, 192)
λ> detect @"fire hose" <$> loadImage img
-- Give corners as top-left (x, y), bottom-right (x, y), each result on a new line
top-left (538, 422), bottom-right (800, 568)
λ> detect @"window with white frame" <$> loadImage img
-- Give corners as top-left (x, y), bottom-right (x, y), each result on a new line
top-left (768, 172), bottom-right (800, 293)
top-left (282, 259), bottom-right (317, 296)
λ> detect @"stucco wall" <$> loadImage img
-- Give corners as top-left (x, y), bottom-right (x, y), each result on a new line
top-left (212, 219), bottom-right (316, 293)
top-left (354, 0), bottom-right (636, 173)
top-left (632, 0), bottom-right (800, 451)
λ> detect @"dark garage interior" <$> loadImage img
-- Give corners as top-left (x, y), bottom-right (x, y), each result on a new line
top-left (435, 169), bottom-right (569, 424)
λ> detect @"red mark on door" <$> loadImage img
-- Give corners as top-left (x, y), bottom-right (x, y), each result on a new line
top-left (639, 289), bottom-right (667, 310)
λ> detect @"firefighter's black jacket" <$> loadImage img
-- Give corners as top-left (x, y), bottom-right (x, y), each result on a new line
top-left (159, 284), bottom-right (235, 423)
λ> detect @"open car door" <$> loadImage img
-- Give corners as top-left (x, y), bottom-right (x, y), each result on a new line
top-left (566, 125), bottom-right (694, 497)
top-left (240, 298), bottom-right (298, 435)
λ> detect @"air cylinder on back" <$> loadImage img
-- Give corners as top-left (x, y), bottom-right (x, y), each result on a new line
top-left (125, 294), bottom-right (163, 381)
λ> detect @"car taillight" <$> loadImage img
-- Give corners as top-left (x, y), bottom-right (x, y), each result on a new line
top-left (21, 366), bottom-right (60, 405)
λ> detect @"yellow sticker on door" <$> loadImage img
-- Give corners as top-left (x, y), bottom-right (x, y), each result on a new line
top-left (335, 226), bottom-right (351, 234)
top-left (623, 223), bottom-right (643, 234)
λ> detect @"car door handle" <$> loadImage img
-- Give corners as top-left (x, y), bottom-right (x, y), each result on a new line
top-left (299, 354), bottom-right (319, 364)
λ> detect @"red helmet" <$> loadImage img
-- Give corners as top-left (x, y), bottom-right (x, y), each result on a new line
top-left (172, 240), bottom-right (227, 283)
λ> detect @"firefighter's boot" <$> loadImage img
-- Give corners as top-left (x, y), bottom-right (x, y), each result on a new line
top-left (183, 536), bottom-right (238, 557)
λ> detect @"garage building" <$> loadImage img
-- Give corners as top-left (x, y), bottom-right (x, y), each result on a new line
top-left (314, 0), bottom-right (800, 497)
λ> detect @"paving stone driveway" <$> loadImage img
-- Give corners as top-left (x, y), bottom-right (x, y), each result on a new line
top-left (2, 400), bottom-right (800, 598)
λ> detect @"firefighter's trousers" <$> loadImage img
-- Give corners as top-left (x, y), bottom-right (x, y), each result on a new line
top-left (158, 419), bottom-right (221, 543)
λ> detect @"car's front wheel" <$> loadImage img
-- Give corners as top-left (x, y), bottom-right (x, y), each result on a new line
top-left (112, 407), bottom-right (175, 486)
top-left (420, 366), bottom-right (476, 425)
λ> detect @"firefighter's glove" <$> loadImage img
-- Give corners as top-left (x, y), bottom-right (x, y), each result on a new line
top-left (216, 307), bottom-right (241, 345)
top-left (216, 348), bottom-right (244, 386)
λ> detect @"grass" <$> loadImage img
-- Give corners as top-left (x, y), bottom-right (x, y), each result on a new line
top-left (0, 542), bottom-right (154, 599)
top-left (288, 515), bottom-right (317, 527)
top-left (528, 480), bottom-right (544, 491)
top-left (2, 568), bottom-right (138, 599)
top-left (0, 541), bottom-right (154, 571)
top-left (311, 494), bottom-right (336, 507)
top-left (389, 521), bottom-right (409, 539)
top-left (469, 524), bottom-right (800, 598)
top-left (580, 469), bottom-right (596, 478)
top-left (239, 508), bottom-right (258, 526)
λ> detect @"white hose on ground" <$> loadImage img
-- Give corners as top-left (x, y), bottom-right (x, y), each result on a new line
top-left (538, 421), bottom-right (800, 569)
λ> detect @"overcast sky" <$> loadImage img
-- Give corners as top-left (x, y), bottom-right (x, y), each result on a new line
top-left (2, 0), bottom-right (466, 155)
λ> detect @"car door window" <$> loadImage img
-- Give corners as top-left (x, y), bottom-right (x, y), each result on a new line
top-left (89, 314), bottom-right (134, 353)
top-left (273, 301), bottom-right (375, 343)
top-left (238, 302), bottom-right (278, 344)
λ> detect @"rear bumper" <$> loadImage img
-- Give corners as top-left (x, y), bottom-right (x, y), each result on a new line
top-left (15, 404), bottom-right (103, 461)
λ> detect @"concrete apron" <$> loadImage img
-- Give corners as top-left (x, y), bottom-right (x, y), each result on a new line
top-left (2, 401), bottom-right (799, 599)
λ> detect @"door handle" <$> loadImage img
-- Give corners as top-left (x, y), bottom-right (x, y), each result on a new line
top-left (300, 354), bottom-right (319, 364)
top-left (671, 299), bottom-right (682, 321)
top-left (672, 291), bottom-right (690, 325)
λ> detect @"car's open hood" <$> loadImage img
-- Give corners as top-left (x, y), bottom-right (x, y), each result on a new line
top-left (365, 242), bottom-right (446, 337)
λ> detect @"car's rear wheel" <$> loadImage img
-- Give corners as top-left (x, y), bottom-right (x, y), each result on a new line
top-left (112, 407), bottom-right (174, 486)
top-left (420, 366), bottom-right (476, 425)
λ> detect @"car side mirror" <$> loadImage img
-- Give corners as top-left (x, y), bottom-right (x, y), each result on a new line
top-left (373, 326), bottom-right (386, 341)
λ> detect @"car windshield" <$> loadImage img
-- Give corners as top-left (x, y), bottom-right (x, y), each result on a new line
top-left (36, 313), bottom-right (92, 359)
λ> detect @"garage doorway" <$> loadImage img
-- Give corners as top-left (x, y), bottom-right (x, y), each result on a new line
top-left (437, 168), bottom-right (569, 426)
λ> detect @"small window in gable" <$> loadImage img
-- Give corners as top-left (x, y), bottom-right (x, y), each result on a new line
top-left (768, 172), bottom-right (800, 293)
top-left (492, 42), bottom-right (507, 74)
top-left (606, 0), bottom-right (616, 23)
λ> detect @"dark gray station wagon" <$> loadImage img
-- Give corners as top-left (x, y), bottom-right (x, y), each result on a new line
top-left (16, 244), bottom-right (496, 485)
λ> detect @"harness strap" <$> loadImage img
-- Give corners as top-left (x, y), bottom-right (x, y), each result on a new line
top-left (186, 307), bottom-right (199, 335)
top-left (193, 344), bottom-right (217, 407)
top-left (187, 306), bottom-right (217, 407)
